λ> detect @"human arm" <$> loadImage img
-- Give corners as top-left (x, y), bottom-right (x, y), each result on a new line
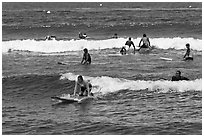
top-left (132, 42), bottom-right (136, 54)
top-left (183, 52), bottom-right (187, 59)
top-left (73, 81), bottom-right (79, 96)
top-left (82, 53), bottom-right (89, 64)
top-left (85, 82), bottom-right (90, 96)
top-left (138, 39), bottom-right (142, 47)
top-left (183, 49), bottom-right (190, 58)
top-left (81, 54), bottom-right (85, 64)
top-left (147, 38), bottom-right (151, 48)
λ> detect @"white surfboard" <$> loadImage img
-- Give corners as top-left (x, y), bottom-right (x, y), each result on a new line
top-left (160, 57), bottom-right (173, 61)
top-left (51, 96), bottom-right (79, 103)
top-left (78, 96), bottom-right (95, 104)
top-left (51, 94), bottom-right (94, 103)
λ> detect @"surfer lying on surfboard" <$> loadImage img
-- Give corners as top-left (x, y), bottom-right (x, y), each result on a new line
top-left (171, 70), bottom-right (189, 81)
top-left (74, 75), bottom-right (93, 97)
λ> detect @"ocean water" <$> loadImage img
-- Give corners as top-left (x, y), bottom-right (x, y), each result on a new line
top-left (2, 2), bottom-right (202, 135)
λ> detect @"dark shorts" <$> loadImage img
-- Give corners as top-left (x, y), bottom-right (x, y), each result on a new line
top-left (79, 83), bottom-right (93, 96)
top-left (141, 44), bottom-right (149, 48)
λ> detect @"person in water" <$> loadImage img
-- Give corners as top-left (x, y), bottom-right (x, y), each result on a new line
top-left (120, 47), bottom-right (126, 55)
top-left (122, 37), bottom-right (136, 54)
top-left (112, 33), bottom-right (118, 39)
top-left (138, 34), bottom-right (151, 51)
top-left (81, 48), bottom-right (91, 65)
top-left (73, 75), bottom-right (93, 96)
top-left (171, 70), bottom-right (189, 81)
top-left (79, 32), bottom-right (87, 39)
top-left (45, 35), bottom-right (56, 40)
top-left (183, 43), bottom-right (193, 60)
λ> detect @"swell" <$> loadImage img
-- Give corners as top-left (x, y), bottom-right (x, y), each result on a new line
top-left (2, 22), bottom-right (202, 41)
top-left (2, 74), bottom-right (75, 102)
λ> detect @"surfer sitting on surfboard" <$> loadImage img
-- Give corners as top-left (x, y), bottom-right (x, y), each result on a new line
top-left (183, 43), bottom-right (193, 61)
top-left (171, 70), bottom-right (189, 81)
top-left (138, 34), bottom-right (151, 51)
top-left (73, 75), bottom-right (93, 97)
top-left (122, 37), bottom-right (136, 54)
top-left (81, 48), bottom-right (91, 65)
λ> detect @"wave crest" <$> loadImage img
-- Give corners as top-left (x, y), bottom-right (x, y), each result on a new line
top-left (2, 37), bottom-right (201, 53)
top-left (60, 73), bottom-right (202, 94)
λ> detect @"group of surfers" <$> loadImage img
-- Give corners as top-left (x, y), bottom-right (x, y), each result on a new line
top-left (73, 70), bottom-right (189, 97)
top-left (75, 34), bottom-right (192, 97)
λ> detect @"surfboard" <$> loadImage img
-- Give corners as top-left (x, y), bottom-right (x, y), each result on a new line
top-left (57, 62), bottom-right (67, 65)
top-left (78, 96), bottom-right (95, 104)
top-left (51, 96), bottom-right (78, 103)
top-left (108, 53), bottom-right (122, 56)
top-left (160, 57), bottom-right (173, 61)
top-left (51, 94), bottom-right (95, 104)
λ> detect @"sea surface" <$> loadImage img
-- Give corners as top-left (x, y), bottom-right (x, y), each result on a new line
top-left (2, 2), bottom-right (202, 135)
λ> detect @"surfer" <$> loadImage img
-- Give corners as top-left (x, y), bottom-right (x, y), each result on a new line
top-left (120, 47), bottom-right (126, 55)
top-left (81, 48), bottom-right (91, 65)
top-left (138, 34), bottom-right (151, 51)
top-left (171, 70), bottom-right (189, 81)
top-left (79, 32), bottom-right (87, 39)
top-left (124, 37), bottom-right (136, 54)
top-left (183, 43), bottom-right (193, 61)
top-left (45, 35), bottom-right (56, 40)
top-left (112, 33), bottom-right (118, 39)
top-left (73, 75), bottom-right (93, 96)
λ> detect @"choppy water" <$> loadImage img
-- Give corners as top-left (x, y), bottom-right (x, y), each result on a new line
top-left (2, 2), bottom-right (202, 135)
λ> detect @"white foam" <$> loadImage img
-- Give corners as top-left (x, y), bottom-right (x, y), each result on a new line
top-left (2, 37), bottom-right (201, 53)
top-left (60, 73), bottom-right (202, 93)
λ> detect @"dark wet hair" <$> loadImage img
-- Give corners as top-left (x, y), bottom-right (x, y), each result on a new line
top-left (78, 75), bottom-right (83, 80)
top-left (176, 70), bottom-right (181, 75)
top-left (143, 34), bottom-right (146, 37)
top-left (128, 37), bottom-right (131, 40)
top-left (186, 43), bottom-right (190, 47)
top-left (83, 48), bottom-right (88, 52)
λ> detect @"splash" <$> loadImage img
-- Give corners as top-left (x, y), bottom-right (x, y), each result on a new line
top-left (2, 37), bottom-right (201, 53)
top-left (60, 73), bottom-right (202, 93)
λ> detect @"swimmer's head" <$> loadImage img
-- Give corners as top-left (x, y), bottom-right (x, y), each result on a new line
top-left (186, 43), bottom-right (190, 48)
top-left (128, 37), bottom-right (131, 40)
top-left (143, 34), bottom-right (146, 37)
top-left (77, 75), bottom-right (83, 83)
top-left (176, 70), bottom-right (181, 76)
top-left (83, 48), bottom-right (88, 53)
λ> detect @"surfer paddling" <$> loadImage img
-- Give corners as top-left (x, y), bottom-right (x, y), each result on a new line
top-left (73, 75), bottom-right (93, 97)
top-left (171, 70), bottom-right (189, 81)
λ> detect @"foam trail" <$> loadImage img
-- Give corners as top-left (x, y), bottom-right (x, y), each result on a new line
top-left (60, 73), bottom-right (202, 93)
top-left (2, 37), bottom-right (201, 53)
